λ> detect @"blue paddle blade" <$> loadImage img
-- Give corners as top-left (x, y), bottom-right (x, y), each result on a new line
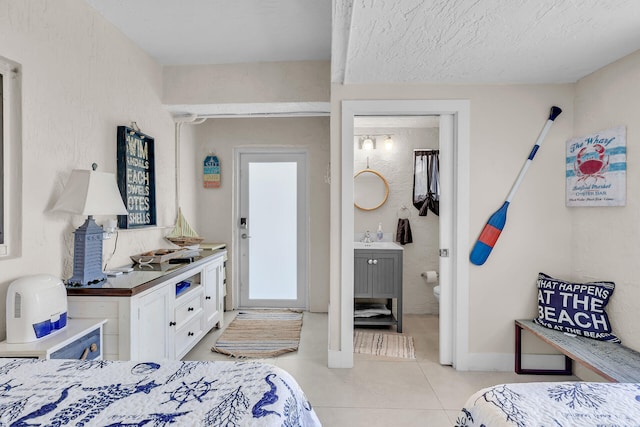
top-left (470, 202), bottom-right (509, 265)
top-left (470, 241), bottom-right (492, 266)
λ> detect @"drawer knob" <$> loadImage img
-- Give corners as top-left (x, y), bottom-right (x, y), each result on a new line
top-left (169, 321), bottom-right (176, 326)
top-left (188, 332), bottom-right (194, 336)
top-left (188, 307), bottom-right (194, 311)
top-left (205, 296), bottom-right (211, 300)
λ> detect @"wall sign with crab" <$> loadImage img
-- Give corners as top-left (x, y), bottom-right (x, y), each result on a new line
top-left (566, 125), bottom-right (626, 207)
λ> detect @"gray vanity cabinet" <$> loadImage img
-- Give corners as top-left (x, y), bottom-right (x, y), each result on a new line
top-left (354, 249), bottom-right (403, 332)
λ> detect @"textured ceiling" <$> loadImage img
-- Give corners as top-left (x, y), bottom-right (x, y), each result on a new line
top-left (85, 0), bottom-right (640, 85)
top-left (333, 0), bottom-right (640, 84)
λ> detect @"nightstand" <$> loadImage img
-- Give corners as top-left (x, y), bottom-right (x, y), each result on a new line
top-left (0, 318), bottom-right (107, 360)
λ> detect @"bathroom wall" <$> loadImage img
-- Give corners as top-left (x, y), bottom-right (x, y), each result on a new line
top-left (353, 124), bottom-right (440, 314)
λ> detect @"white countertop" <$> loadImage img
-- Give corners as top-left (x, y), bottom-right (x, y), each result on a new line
top-left (353, 241), bottom-right (403, 250)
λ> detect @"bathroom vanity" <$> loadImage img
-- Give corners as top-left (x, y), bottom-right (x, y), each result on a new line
top-left (354, 242), bottom-right (403, 332)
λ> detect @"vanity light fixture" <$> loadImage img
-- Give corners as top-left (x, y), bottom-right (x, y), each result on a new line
top-left (383, 135), bottom-right (394, 151)
top-left (359, 136), bottom-right (376, 150)
top-left (356, 134), bottom-right (395, 150)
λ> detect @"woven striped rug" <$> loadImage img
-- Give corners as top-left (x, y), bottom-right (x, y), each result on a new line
top-left (354, 330), bottom-right (415, 359)
top-left (211, 310), bottom-right (303, 358)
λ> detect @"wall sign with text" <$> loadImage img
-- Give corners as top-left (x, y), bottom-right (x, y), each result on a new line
top-left (116, 126), bottom-right (157, 228)
top-left (566, 125), bottom-right (626, 207)
top-left (203, 154), bottom-right (220, 188)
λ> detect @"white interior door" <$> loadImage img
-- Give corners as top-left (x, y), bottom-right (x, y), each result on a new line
top-left (438, 114), bottom-right (454, 365)
top-left (237, 150), bottom-right (308, 308)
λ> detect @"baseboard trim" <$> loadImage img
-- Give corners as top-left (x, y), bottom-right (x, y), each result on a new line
top-left (328, 349), bottom-right (353, 368)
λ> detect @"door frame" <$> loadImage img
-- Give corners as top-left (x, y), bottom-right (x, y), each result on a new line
top-left (233, 147), bottom-right (310, 310)
top-left (336, 99), bottom-right (470, 369)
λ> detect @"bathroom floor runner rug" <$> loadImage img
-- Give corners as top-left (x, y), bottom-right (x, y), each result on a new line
top-left (354, 330), bottom-right (415, 359)
top-left (211, 309), bottom-right (303, 358)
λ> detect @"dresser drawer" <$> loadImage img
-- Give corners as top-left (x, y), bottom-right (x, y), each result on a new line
top-left (175, 288), bottom-right (203, 327)
top-left (175, 314), bottom-right (203, 358)
top-left (50, 327), bottom-right (101, 360)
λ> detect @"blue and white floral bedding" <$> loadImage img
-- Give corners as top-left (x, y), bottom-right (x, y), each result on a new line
top-left (0, 358), bottom-right (321, 426)
top-left (456, 381), bottom-right (640, 427)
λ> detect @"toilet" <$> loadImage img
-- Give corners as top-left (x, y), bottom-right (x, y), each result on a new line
top-left (421, 271), bottom-right (441, 302)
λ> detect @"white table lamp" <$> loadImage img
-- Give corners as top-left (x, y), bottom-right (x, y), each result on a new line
top-left (52, 164), bottom-right (128, 286)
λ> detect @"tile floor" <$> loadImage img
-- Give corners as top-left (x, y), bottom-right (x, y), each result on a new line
top-left (184, 312), bottom-right (576, 426)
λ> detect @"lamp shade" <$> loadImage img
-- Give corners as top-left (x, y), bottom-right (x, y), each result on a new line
top-left (52, 169), bottom-right (127, 216)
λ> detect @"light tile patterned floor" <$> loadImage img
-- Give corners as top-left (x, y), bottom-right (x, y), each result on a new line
top-left (184, 312), bottom-right (576, 426)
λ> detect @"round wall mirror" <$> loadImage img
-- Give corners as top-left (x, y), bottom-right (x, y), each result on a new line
top-left (354, 168), bottom-right (389, 211)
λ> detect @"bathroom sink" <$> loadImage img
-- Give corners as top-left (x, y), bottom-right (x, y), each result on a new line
top-left (353, 241), bottom-right (403, 250)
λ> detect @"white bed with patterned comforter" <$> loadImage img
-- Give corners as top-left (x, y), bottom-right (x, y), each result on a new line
top-left (456, 381), bottom-right (640, 427)
top-left (0, 358), bottom-right (321, 426)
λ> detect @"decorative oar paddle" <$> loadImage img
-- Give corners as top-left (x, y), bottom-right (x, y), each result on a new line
top-left (470, 106), bottom-right (562, 266)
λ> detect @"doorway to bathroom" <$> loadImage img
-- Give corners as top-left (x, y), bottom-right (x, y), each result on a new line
top-left (353, 116), bottom-right (442, 328)
top-left (236, 149), bottom-right (309, 309)
top-left (338, 100), bottom-right (470, 369)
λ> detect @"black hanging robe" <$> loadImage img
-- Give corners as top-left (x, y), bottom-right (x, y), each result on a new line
top-left (413, 150), bottom-right (440, 216)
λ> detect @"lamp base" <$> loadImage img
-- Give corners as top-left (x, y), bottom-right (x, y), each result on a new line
top-left (68, 216), bottom-right (106, 286)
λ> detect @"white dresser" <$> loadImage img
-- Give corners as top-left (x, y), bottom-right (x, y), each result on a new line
top-left (66, 249), bottom-right (226, 361)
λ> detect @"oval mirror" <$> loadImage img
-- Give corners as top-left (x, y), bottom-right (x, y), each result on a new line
top-left (354, 168), bottom-right (389, 211)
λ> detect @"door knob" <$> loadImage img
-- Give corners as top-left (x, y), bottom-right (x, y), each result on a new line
top-left (241, 233), bottom-right (251, 239)
top-left (372, 259), bottom-right (378, 265)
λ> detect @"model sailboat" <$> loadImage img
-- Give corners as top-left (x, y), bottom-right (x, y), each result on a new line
top-left (166, 208), bottom-right (204, 246)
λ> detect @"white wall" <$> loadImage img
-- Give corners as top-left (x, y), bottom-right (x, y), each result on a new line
top-left (330, 83), bottom-right (576, 367)
top-left (5, 0), bottom-right (636, 372)
top-left (176, 122), bottom-right (199, 230)
top-left (0, 1), bottom-right (332, 342)
top-left (163, 61), bottom-right (330, 105)
top-left (572, 50), bottom-right (640, 354)
top-left (163, 60), bottom-right (332, 313)
top-left (353, 126), bottom-right (440, 314)
top-left (191, 117), bottom-right (330, 312)
top-left (0, 0), bottom-right (179, 338)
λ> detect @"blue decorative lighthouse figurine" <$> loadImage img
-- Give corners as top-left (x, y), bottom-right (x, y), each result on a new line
top-left (69, 215), bottom-right (106, 286)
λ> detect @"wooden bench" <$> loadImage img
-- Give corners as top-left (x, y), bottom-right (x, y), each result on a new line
top-left (515, 319), bottom-right (640, 382)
